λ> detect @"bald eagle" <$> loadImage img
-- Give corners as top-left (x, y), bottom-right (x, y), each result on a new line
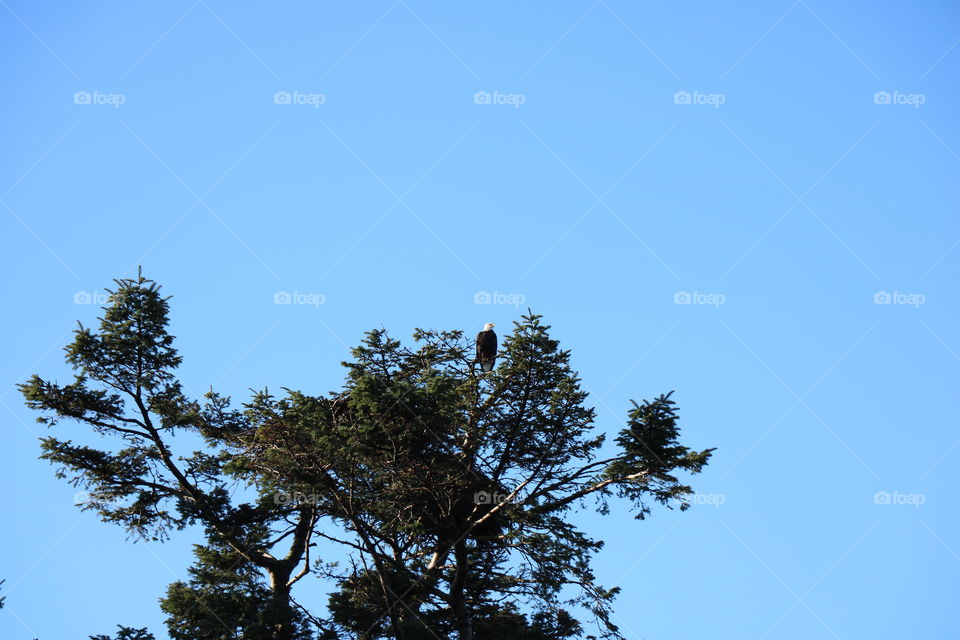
top-left (476, 323), bottom-right (497, 372)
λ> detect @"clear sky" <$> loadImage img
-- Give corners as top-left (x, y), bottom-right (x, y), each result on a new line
top-left (2, 1), bottom-right (958, 638)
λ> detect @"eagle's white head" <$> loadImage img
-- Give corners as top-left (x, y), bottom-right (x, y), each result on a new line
top-left (483, 323), bottom-right (495, 332)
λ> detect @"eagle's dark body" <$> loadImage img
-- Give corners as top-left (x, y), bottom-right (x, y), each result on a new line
top-left (476, 328), bottom-right (497, 372)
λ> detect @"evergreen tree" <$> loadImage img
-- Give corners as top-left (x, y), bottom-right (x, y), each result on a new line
top-left (22, 273), bottom-right (713, 639)
top-left (21, 272), bottom-right (317, 640)
top-left (242, 319), bottom-right (713, 639)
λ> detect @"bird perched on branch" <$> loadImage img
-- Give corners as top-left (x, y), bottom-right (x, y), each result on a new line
top-left (476, 323), bottom-right (497, 372)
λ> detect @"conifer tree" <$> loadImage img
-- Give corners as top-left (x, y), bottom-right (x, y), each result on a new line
top-left (22, 273), bottom-right (713, 639)
top-left (21, 272), bottom-right (316, 640)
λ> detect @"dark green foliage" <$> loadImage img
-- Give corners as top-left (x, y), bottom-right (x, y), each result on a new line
top-left (244, 314), bottom-right (713, 639)
top-left (161, 540), bottom-right (313, 640)
top-left (89, 626), bottom-right (156, 640)
top-left (21, 272), bottom-right (318, 640)
top-left (20, 271), bottom-right (197, 541)
top-left (22, 273), bottom-right (713, 640)
top-left (606, 392), bottom-right (714, 519)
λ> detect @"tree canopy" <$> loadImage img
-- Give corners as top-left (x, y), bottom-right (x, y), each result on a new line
top-left (21, 272), bottom-right (713, 640)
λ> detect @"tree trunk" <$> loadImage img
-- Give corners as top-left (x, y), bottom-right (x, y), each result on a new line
top-left (451, 540), bottom-right (473, 640)
top-left (266, 571), bottom-right (294, 640)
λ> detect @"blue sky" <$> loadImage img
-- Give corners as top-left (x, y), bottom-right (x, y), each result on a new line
top-left (2, 1), bottom-right (958, 638)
